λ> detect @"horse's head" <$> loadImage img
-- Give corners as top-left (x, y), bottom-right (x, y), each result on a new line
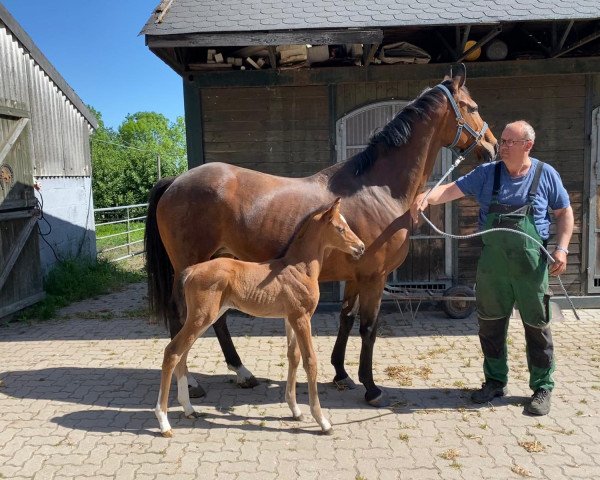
top-left (440, 65), bottom-right (497, 162)
top-left (319, 198), bottom-right (365, 259)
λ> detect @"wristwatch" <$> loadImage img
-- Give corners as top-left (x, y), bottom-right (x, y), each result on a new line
top-left (554, 245), bottom-right (569, 255)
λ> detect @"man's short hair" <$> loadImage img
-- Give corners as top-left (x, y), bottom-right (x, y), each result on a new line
top-left (507, 120), bottom-right (536, 142)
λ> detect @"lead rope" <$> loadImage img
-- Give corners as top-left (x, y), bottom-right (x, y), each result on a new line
top-left (419, 156), bottom-right (580, 320)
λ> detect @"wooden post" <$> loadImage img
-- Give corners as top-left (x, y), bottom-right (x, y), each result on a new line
top-left (157, 153), bottom-right (162, 180)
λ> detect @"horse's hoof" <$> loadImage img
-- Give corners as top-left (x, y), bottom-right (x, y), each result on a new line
top-left (238, 376), bottom-right (259, 389)
top-left (188, 385), bottom-right (206, 398)
top-left (186, 411), bottom-right (203, 419)
top-left (293, 414), bottom-right (304, 422)
top-left (161, 430), bottom-right (173, 438)
top-left (333, 376), bottom-right (357, 390)
top-left (366, 390), bottom-right (390, 408)
top-left (321, 427), bottom-right (334, 436)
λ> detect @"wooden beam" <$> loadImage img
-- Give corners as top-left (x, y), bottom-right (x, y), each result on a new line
top-left (553, 20), bottom-right (574, 56)
top-left (0, 105), bottom-right (29, 119)
top-left (0, 211), bottom-right (39, 293)
top-left (0, 292), bottom-right (45, 321)
top-left (456, 26), bottom-right (502, 62)
top-left (268, 46), bottom-right (277, 69)
top-left (188, 57), bottom-right (600, 88)
top-left (0, 117), bottom-right (28, 163)
top-left (436, 30), bottom-right (457, 59)
top-left (146, 29), bottom-right (384, 47)
top-left (362, 43), bottom-right (379, 67)
top-left (553, 27), bottom-right (600, 58)
top-left (183, 79), bottom-right (204, 169)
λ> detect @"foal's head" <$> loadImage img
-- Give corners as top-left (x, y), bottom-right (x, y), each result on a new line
top-left (314, 198), bottom-right (365, 259)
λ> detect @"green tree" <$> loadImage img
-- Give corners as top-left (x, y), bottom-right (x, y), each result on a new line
top-left (90, 109), bottom-right (187, 208)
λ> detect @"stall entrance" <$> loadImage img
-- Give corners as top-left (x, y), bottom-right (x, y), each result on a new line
top-left (336, 100), bottom-right (454, 298)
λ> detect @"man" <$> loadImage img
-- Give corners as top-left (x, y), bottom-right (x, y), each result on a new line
top-left (410, 120), bottom-right (573, 415)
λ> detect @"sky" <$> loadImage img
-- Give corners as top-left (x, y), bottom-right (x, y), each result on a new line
top-left (1, 0), bottom-right (184, 130)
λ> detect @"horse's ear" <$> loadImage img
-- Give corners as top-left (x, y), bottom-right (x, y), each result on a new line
top-left (451, 63), bottom-right (466, 89)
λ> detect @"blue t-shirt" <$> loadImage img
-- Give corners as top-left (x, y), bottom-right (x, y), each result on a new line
top-left (455, 158), bottom-right (570, 240)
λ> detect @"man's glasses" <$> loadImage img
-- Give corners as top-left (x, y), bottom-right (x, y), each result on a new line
top-left (499, 138), bottom-right (530, 147)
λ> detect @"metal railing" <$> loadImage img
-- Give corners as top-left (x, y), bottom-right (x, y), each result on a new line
top-left (94, 203), bottom-right (148, 262)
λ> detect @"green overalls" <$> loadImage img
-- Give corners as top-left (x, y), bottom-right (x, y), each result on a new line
top-left (475, 161), bottom-right (555, 392)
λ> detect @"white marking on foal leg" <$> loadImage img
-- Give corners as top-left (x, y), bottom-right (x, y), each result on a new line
top-left (155, 389), bottom-right (172, 434)
top-left (176, 374), bottom-right (196, 417)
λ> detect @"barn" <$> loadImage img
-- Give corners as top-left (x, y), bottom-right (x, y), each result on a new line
top-left (141, 0), bottom-right (600, 306)
top-left (0, 5), bottom-right (98, 317)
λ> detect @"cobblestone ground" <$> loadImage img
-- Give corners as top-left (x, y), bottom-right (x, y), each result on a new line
top-left (1, 282), bottom-right (599, 480)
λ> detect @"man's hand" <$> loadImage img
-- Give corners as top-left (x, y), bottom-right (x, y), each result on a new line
top-left (549, 249), bottom-right (567, 276)
top-left (410, 193), bottom-right (428, 224)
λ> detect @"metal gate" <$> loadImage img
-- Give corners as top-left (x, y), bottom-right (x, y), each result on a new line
top-left (0, 102), bottom-right (43, 318)
top-left (336, 100), bottom-right (454, 298)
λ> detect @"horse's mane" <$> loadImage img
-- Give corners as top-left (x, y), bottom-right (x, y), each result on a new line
top-left (349, 79), bottom-right (457, 176)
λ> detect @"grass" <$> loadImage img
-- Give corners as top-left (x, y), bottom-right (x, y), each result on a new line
top-left (15, 258), bottom-right (145, 321)
top-left (96, 221), bottom-right (145, 260)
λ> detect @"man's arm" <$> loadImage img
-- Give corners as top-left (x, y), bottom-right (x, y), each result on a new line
top-left (410, 182), bottom-right (465, 223)
top-left (549, 206), bottom-right (574, 276)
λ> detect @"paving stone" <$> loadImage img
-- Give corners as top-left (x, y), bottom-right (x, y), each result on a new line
top-left (0, 282), bottom-right (598, 480)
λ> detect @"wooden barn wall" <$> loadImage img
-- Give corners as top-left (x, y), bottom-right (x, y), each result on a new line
top-left (197, 72), bottom-right (591, 297)
top-left (200, 85), bottom-right (340, 300)
top-left (335, 74), bottom-right (587, 294)
top-left (201, 86), bottom-right (332, 176)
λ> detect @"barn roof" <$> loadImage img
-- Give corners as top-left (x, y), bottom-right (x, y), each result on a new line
top-left (0, 4), bottom-right (98, 129)
top-left (141, 0), bottom-right (600, 36)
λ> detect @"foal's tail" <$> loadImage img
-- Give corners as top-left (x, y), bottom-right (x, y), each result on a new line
top-left (145, 177), bottom-right (177, 327)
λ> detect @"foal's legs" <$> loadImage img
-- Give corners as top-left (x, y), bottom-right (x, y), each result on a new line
top-left (331, 281), bottom-right (359, 389)
top-left (290, 314), bottom-right (332, 434)
top-left (284, 320), bottom-right (303, 420)
top-left (155, 315), bottom-right (212, 437)
top-left (168, 275), bottom-right (206, 398)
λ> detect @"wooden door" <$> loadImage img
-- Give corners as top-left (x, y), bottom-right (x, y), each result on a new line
top-left (0, 102), bottom-right (44, 318)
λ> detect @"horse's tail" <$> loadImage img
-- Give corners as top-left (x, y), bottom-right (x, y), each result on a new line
top-left (145, 177), bottom-right (177, 327)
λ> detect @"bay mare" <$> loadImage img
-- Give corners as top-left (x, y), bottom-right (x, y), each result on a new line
top-left (155, 199), bottom-right (365, 436)
top-left (145, 68), bottom-right (498, 407)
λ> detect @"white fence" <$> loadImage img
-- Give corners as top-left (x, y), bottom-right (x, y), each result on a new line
top-left (94, 203), bottom-right (147, 262)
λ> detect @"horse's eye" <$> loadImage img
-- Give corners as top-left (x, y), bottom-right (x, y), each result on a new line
top-left (468, 106), bottom-right (478, 113)
top-left (337, 226), bottom-right (345, 233)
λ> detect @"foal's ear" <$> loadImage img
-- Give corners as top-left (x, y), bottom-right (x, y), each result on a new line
top-left (324, 197), bottom-right (341, 221)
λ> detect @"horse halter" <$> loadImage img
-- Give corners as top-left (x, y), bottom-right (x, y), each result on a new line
top-left (436, 83), bottom-right (488, 157)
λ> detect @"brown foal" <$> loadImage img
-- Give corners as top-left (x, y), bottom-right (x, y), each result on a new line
top-left (155, 198), bottom-right (365, 436)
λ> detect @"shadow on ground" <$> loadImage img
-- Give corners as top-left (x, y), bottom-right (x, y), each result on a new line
top-left (0, 366), bottom-right (524, 436)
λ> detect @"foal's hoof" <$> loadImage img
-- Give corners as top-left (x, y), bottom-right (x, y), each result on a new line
top-left (188, 385), bottom-right (207, 398)
top-left (333, 376), bottom-right (357, 391)
top-left (292, 414), bottom-right (304, 422)
top-left (321, 427), bottom-right (334, 436)
top-left (238, 375), bottom-right (259, 389)
top-left (366, 390), bottom-right (390, 408)
top-left (161, 430), bottom-right (173, 438)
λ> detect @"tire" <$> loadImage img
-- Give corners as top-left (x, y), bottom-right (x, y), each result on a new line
top-left (442, 285), bottom-right (476, 319)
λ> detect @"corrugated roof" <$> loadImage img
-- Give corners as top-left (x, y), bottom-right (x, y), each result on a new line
top-left (0, 4), bottom-right (97, 129)
top-left (141, 0), bottom-right (600, 36)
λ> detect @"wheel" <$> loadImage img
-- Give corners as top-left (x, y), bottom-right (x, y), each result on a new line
top-left (442, 285), bottom-right (476, 319)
